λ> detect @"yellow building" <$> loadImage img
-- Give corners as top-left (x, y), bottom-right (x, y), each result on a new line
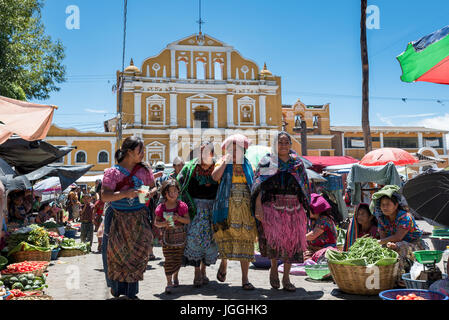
top-left (116, 33), bottom-right (283, 164)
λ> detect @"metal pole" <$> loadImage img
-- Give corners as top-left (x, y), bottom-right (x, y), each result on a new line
top-left (117, 0), bottom-right (128, 145)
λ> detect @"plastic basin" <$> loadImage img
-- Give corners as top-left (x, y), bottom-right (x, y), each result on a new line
top-left (1, 291), bottom-right (11, 300)
top-left (402, 273), bottom-right (448, 290)
top-left (51, 248), bottom-right (61, 260)
top-left (379, 288), bottom-right (448, 300)
top-left (305, 264), bottom-right (330, 280)
top-left (64, 229), bottom-right (77, 239)
top-left (413, 250), bottom-right (443, 264)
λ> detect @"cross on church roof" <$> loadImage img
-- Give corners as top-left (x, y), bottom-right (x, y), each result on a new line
top-left (196, 0), bottom-right (205, 35)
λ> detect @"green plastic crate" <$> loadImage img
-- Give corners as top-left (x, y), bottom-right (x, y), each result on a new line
top-left (413, 250), bottom-right (443, 264)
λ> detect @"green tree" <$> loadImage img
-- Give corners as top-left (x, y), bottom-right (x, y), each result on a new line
top-left (0, 0), bottom-right (66, 100)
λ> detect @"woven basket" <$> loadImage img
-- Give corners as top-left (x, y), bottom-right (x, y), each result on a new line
top-left (58, 249), bottom-right (86, 257)
top-left (328, 262), bottom-right (399, 295)
top-left (11, 250), bottom-right (51, 263)
top-left (12, 295), bottom-right (53, 300)
top-left (3, 264), bottom-right (49, 277)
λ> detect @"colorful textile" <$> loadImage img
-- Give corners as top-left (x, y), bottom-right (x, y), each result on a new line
top-left (310, 193), bottom-right (332, 215)
top-left (102, 164), bottom-right (154, 211)
top-left (213, 184), bottom-right (257, 262)
top-left (251, 151), bottom-right (311, 215)
top-left (307, 215), bottom-right (338, 248)
top-left (369, 184), bottom-right (404, 214)
top-left (162, 246), bottom-right (185, 276)
top-left (106, 207), bottom-right (153, 283)
top-left (344, 203), bottom-right (379, 251)
top-left (221, 134), bottom-right (251, 150)
top-left (257, 195), bottom-right (307, 263)
top-left (395, 240), bottom-right (429, 283)
top-left (376, 209), bottom-right (423, 242)
top-left (397, 25), bottom-right (449, 85)
top-left (183, 198), bottom-right (218, 267)
top-left (155, 201), bottom-right (189, 227)
top-left (212, 157), bottom-right (254, 229)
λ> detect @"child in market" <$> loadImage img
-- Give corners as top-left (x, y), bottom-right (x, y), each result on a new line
top-left (154, 179), bottom-right (190, 294)
top-left (79, 193), bottom-right (95, 250)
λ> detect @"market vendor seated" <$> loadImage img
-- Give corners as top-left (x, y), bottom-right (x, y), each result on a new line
top-left (36, 202), bottom-right (52, 224)
top-left (304, 193), bottom-right (338, 261)
top-left (343, 203), bottom-right (379, 251)
top-left (8, 192), bottom-right (27, 223)
top-left (370, 185), bottom-right (427, 286)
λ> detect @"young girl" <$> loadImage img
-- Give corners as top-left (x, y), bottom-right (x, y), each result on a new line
top-left (154, 179), bottom-right (190, 294)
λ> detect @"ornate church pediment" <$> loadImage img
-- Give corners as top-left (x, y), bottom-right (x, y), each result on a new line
top-left (170, 34), bottom-right (228, 47)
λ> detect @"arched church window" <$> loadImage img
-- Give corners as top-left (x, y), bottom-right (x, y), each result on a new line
top-left (294, 114), bottom-right (304, 128)
top-left (75, 151), bottom-right (86, 163)
top-left (313, 115), bottom-right (320, 128)
top-left (196, 59), bottom-right (206, 80)
top-left (178, 60), bottom-right (187, 79)
top-left (214, 61), bottom-right (223, 80)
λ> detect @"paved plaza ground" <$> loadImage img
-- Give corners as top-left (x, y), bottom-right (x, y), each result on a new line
top-left (45, 220), bottom-right (441, 300)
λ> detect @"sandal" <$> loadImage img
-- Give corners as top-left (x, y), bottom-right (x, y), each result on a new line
top-left (269, 272), bottom-right (280, 289)
top-left (216, 269), bottom-right (227, 283)
top-left (282, 281), bottom-right (296, 292)
top-left (173, 279), bottom-right (179, 287)
top-left (110, 288), bottom-right (120, 298)
top-left (202, 275), bottom-right (210, 285)
top-left (165, 285), bottom-right (173, 294)
top-left (149, 254), bottom-right (157, 261)
top-left (242, 282), bottom-right (255, 291)
top-left (193, 277), bottom-right (202, 288)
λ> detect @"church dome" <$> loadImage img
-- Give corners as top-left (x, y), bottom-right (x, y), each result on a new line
top-left (259, 62), bottom-right (272, 76)
top-left (124, 58), bottom-right (140, 73)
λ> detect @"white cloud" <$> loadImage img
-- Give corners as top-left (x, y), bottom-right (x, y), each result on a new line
top-left (416, 113), bottom-right (449, 149)
top-left (377, 112), bottom-right (438, 126)
top-left (84, 108), bottom-right (108, 114)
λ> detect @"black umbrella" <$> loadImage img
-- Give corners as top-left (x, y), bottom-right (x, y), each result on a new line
top-left (0, 174), bottom-right (32, 191)
top-left (0, 137), bottom-right (74, 174)
top-left (0, 158), bottom-right (16, 176)
top-left (402, 170), bottom-right (449, 228)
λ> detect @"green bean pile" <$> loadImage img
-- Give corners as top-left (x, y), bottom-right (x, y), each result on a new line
top-left (346, 236), bottom-right (397, 265)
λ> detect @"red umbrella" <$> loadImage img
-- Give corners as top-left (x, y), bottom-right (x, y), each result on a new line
top-left (359, 148), bottom-right (419, 166)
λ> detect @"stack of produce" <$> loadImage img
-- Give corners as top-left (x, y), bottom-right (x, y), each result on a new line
top-left (59, 238), bottom-right (90, 257)
top-left (6, 225), bottom-right (52, 262)
top-left (1, 261), bottom-right (49, 276)
top-left (0, 272), bottom-right (47, 292)
top-left (325, 236), bottom-right (399, 295)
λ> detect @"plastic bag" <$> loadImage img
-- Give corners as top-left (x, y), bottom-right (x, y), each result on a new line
top-left (410, 261), bottom-right (424, 280)
top-left (429, 279), bottom-right (449, 298)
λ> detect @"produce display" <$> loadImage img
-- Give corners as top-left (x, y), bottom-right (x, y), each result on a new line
top-left (1, 261), bottom-right (49, 275)
top-left (326, 236), bottom-right (398, 266)
top-left (396, 293), bottom-right (426, 300)
top-left (6, 225), bottom-right (50, 252)
top-left (0, 273), bottom-right (47, 291)
top-left (60, 238), bottom-right (90, 253)
top-left (6, 289), bottom-right (45, 299)
top-left (41, 221), bottom-right (62, 229)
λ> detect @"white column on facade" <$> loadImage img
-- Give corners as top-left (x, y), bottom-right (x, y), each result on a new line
top-left (259, 95), bottom-right (267, 126)
top-left (208, 51), bottom-right (212, 79)
top-left (341, 132), bottom-right (345, 156)
top-left (418, 132), bottom-right (423, 148)
top-left (170, 93), bottom-right (178, 126)
top-left (134, 92), bottom-right (142, 125)
top-left (170, 49), bottom-right (175, 78)
top-left (186, 98), bottom-right (191, 128)
top-left (227, 94), bottom-right (234, 127)
top-left (66, 139), bottom-right (74, 165)
top-left (443, 134), bottom-right (448, 155)
top-left (380, 132), bottom-right (384, 148)
top-left (190, 51), bottom-right (194, 79)
top-left (226, 50), bottom-right (231, 80)
top-left (213, 99), bottom-right (218, 128)
top-left (169, 133), bottom-right (178, 163)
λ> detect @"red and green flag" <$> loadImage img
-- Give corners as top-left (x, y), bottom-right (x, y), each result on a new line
top-left (397, 25), bottom-right (449, 85)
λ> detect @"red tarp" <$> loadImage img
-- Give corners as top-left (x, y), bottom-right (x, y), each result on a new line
top-left (303, 156), bottom-right (359, 173)
top-left (0, 95), bottom-right (57, 144)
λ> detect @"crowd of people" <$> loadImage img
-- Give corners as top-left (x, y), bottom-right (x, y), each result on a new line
top-left (0, 131), bottom-right (429, 300)
top-left (98, 132), bottom-right (428, 300)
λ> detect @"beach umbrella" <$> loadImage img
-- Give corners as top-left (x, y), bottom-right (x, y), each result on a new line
top-left (359, 148), bottom-right (418, 166)
top-left (33, 176), bottom-right (62, 195)
top-left (0, 175), bottom-right (32, 192)
top-left (397, 25), bottom-right (449, 85)
top-left (402, 170), bottom-right (449, 228)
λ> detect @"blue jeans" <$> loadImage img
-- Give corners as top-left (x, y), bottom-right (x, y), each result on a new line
top-left (101, 205), bottom-right (139, 298)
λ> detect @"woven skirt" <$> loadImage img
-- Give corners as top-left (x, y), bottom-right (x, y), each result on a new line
top-left (258, 194), bottom-right (307, 263)
top-left (213, 184), bottom-right (257, 262)
top-left (183, 198), bottom-right (218, 267)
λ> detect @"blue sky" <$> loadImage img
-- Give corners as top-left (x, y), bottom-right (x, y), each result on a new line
top-left (36, 0), bottom-right (449, 133)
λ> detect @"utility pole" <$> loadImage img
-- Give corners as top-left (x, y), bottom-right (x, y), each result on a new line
top-left (117, 0), bottom-right (128, 145)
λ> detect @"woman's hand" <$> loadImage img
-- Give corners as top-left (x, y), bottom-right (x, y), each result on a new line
top-left (124, 189), bottom-right (139, 199)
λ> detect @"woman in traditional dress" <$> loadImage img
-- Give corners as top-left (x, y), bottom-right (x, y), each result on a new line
top-left (101, 136), bottom-right (155, 300)
top-left (370, 185), bottom-right (427, 286)
top-left (251, 131), bottom-right (311, 292)
top-left (343, 203), bottom-right (379, 251)
top-left (212, 134), bottom-right (257, 291)
top-left (178, 141), bottom-right (219, 287)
